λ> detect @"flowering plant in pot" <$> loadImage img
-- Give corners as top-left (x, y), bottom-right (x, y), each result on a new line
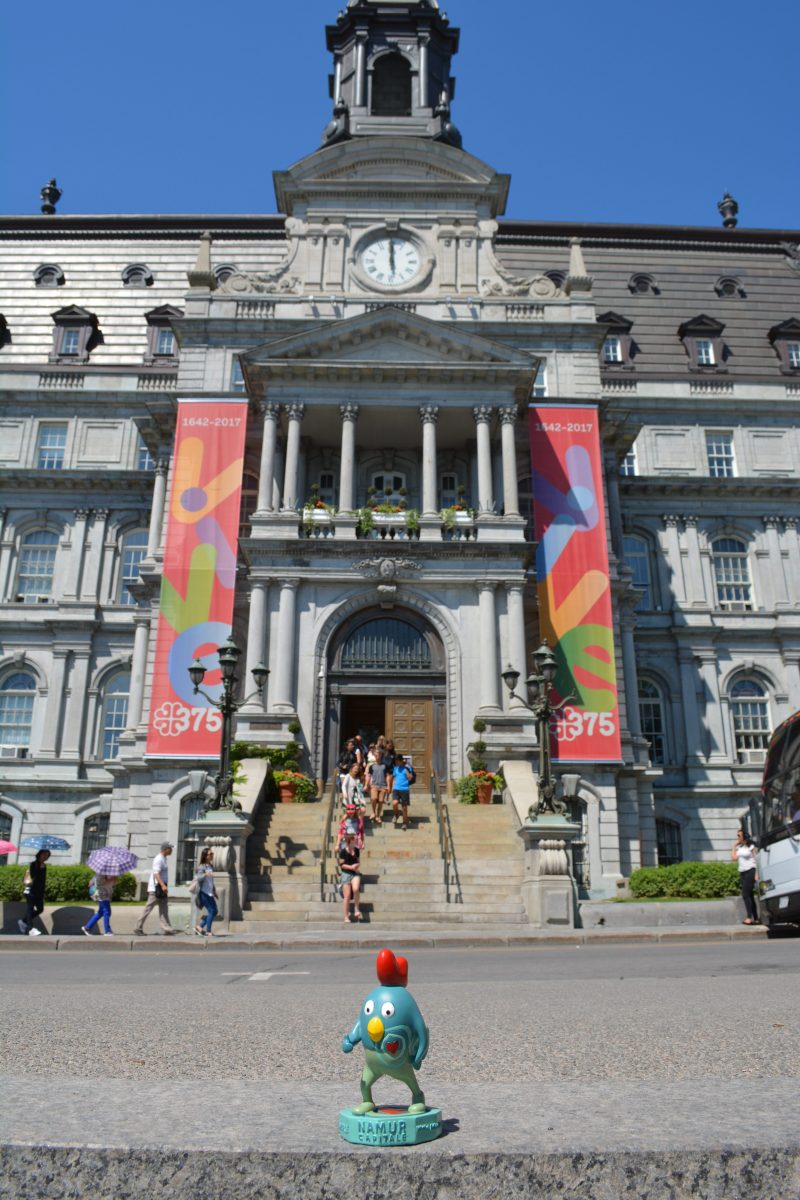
top-left (455, 770), bottom-right (504, 804)
top-left (273, 770), bottom-right (317, 803)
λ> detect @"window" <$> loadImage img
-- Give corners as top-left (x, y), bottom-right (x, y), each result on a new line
top-left (101, 673), bottom-right (130, 759)
top-left (81, 812), bottom-right (109, 859)
top-left (144, 306), bottom-right (182, 365)
top-left (678, 315), bottom-right (726, 370)
top-left (706, 432), bottom-right (735, 478)
top-left (371, 53), bottom-right (412, 117)
top-left (136, 435), bottom-right (155, 471)
top-left (656, 819), bottom-right (682, 867)
top-left (16, 530), bottom-right (59, 600)
top-left (231, 360), bottom-right (245, 392)
top-left (712, 537), bottom-right (752, 610)
top-left (696, 339), bottom-right (715, 366)
top-left (49, 306), bottom-right (99, 364)
top-left (121, 264), bottom-right (153, 288)
top-left (628, 273), bottom-right (657, 295)
top-left (0, 811), bottom-right (12, 864)
top-left (638, 678), bottom-right (666, 765)
top-left (768, 320), bottom-right (800, 372)
top-left (619, 447), bottom-right (637, 477)
top-left (622, 535), bottom-right (652, 609)
top-left (371, 472), bottom-right (406, 503)
top-left (729, 678), bottom-right (770, 762)
top-left (36, 423), bottom-right (67, 469)
top-left (341, 618), bottom-right (432, 671)
top-left (532, 365), bottom-right (548, 398)
top-left (440, 473), bottom-right (458, 507)
top-left (602, 336), bottom-right (622, 364)
top-left (715, 276), bottom-right (742, 298)
top-left (0, 672), bottom-right (36, 750)
top-left (119, 530), bottom-right (148, 603)
top-left (789, 343), bottom-right (800, 369)
top-left (34, 264), bottom-right (65, 287)
top-left (318, 471), bottom-right (336, 507)
top-left (177, 795), bottom-right (205, 883)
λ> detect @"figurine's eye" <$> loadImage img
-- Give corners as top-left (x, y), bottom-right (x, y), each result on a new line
top-left (364, 1000), bottom-right (374, 1016)
top-left (381, 1002), bottom-right (395, 1019)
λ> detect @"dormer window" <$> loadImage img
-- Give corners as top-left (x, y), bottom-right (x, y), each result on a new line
top-left (678, 315), bottom-right (726, 371)
top-left (122, 263), bottom-right (154, 288)
top-left (144, 305), bottom-right (183, 365)
top-left (49, 306), bottom-right (99, 364)
top-left (598, 312), bottom-right (635, 369)
top-left (768, 319), bottom-right (800, 373)
top-left (34, 264), bottom-right (65, 288)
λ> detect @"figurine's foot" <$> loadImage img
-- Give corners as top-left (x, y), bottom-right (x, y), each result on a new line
top-left (408, 1102), bottom-right (427, 1115)
top-left (353, 1102), bottom-right (376, 1115)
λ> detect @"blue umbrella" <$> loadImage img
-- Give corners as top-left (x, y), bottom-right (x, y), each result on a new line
top-left (21, 835), bottom-right (71, 852)
top-left (87, 847), bottom-right (138, 876)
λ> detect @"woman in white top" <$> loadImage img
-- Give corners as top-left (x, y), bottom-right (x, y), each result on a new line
top-left (194, 847), bottom-right (219, 936)
top-left (731, 829), bottom-right (759, 925)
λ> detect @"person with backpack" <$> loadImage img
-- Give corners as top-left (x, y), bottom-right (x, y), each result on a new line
top-left (81, 874), bottom-right (116, 937)
top-left (18, 849), bottom-right (50, 936)
top-left (391, 754), bottom-right (416, 830)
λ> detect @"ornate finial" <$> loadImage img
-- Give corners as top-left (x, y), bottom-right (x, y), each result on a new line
top-left (718, 192), bottom-right (739, 229)
top-left (187, 231), bottom-right (216, 290)
top-left (40, 178), bottom-right (62, 215)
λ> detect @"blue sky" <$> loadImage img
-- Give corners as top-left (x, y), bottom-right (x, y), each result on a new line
top-left (1, 0), bottom-right (796, 228)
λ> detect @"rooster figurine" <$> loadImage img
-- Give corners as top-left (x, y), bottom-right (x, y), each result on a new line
top-left (342, 948), bottom-right (431, 1117)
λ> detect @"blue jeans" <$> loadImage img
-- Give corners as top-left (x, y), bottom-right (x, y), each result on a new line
top-left (198, 891), bottom-right (218, 933)
top-left (86, 900), bottom-right (112, 933)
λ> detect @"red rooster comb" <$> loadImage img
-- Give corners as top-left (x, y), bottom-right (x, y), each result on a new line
top-left (376, 948), bottom-right (408, 988)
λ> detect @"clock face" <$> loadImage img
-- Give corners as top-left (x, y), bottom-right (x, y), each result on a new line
top-left (360, 236), bottom-right (421, 288)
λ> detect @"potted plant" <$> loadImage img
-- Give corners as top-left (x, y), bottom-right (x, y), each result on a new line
top-left (455, 769), bottom-right (503, 805)
top-left (357, 507), bottom-right (374, 535)
top-left (405, 508), bottom-right (420, 535)
top-left (273, 769), bottom-right (317, 803)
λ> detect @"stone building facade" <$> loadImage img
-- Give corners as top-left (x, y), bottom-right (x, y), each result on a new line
top-left (0, 0), bottom-right (798, 897)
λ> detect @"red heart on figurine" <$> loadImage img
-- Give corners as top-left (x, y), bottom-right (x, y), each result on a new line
top-left (376, 948), bottom-right (408, 988)
top-left (385, 1040), bottom-right (399, 1055)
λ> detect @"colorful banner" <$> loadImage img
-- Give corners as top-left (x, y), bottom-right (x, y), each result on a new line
top-left (146, 398), bottom-right (248, 758)
top-left (529, 405), bottom-right (622, 763)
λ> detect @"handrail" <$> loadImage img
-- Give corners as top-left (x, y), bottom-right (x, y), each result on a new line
top-left (319, 772), bottom-right (339, 902)
top-left (431, 770), bottom-right (462, 904)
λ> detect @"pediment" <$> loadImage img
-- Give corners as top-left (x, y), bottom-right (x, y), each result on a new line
top-left (769, 317), bottom-right (800, 343)
top-left (242, 306), bottom-right (535, 371)
top-left (678, 314), bottom-right (725, 338)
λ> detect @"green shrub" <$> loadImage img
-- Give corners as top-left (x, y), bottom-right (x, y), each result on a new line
top-left (0, 865), bottom-right (26, 901)
top-left (629, 861), bottom-right (740, 900)
top-left (0, 865), bottom-right (139, 903)
top-left (112, 873), bottom-right (137, 901)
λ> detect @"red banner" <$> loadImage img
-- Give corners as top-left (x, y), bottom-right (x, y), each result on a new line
top-left (146, 398), bottom-right (248, 758)
top-left (529, 405), bottom-right (622, 762)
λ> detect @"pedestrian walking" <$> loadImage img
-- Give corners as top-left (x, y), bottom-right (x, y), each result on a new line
top-left (18, 849), bottom-right (50, 936)
top-left (341, 761), bottom-right (366, 811)
top-left (366, 748), bottom-right (388, 823)
top-left (82, 875), bottom-right (116, 936)
top-left (193, 847), bottom-right (219, 936)
top-left (133, 842), bottom-right (175, 935)
top-left (391, 754), bottom-right (416, 830)
top-left (338, 831), bottom-right (363, 923)
top-left (731, 829), bottom-right (759, 925)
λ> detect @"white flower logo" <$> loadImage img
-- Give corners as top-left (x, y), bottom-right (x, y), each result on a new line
top-left (152, 702), bottom-right (191, 737)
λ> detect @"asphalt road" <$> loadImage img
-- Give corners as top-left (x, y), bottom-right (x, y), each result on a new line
top-left (1, 942), bottom-right (798, 1085)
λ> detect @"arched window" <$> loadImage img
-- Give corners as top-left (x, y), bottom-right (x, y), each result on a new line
top-left (81, 812), bottom-right (110, 859)
top-left (214, 264), bottom-right (238, 285)
top-left (656, 818), bottom-right (682, 866)
top-left (729, 678), bottom-right (770, 763)
top-left (0, 810), bottom-right (12, 864)
top-left (34, 264), bottom-right (65, 287)
top-left (15, 530), bottom-right (59, 601)
top-left (101, 673), bottom-right (130, 759)
top-left (712, 537), bottom-right (752, 610)
top-left (121, 264), bottom-right (153, 288)
top-left (371, 53), bottom-right (412, 116)
top-left (341, 618), bottom-right (432, 672)
top-left (119, 530), bottom-right (148, 604)
top-left (638, 677), bottom-right (666, 765)
top-left (177, 795), bottom-right (205, 883)
top-left (0, 671), bottom-right (36, 751)
top-left (623, 534), bottom-right (652, 610)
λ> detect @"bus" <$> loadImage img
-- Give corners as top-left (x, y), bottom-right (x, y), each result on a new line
top-left (752, 710), bottom-right (800, 933)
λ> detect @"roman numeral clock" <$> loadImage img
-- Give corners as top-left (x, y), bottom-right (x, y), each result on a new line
top-left (351, 229), bottom-right (434, 293)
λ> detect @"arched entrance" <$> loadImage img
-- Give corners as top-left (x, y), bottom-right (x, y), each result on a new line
top-left (326, 608), bottom-right (447, 783)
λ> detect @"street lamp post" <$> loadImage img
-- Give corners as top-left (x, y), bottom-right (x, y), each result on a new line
top-left (502, 639), bottom-right (576, 819)
top-left (188, 637), bottom-right (269, 813)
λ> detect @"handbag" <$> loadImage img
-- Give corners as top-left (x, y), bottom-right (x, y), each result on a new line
top-left (187, 878), bottom-right (199, 895)
top-left (154, 882), bottom-right (167, 900)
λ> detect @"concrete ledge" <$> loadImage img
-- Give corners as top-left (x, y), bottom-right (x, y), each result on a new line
top-left (1, 1078), bottom-right (798, 1199)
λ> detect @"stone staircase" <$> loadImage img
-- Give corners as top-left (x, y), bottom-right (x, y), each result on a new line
top-left (229, 792), bottom-right (526, 929)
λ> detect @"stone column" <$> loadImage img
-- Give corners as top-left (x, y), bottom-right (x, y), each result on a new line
top-left (782, 518), bottom-right (800, 603)
top-left (604, 454), bottom-right (625, 559)
top-left (419, 38), bottom-right (429, 107)
top-left (473, 406), bottom-right (494, 513)
top-left (281, 404), bottom-right (304, 511)
top-left (62, 509), bottom-right (89, 601)
top-left (272, 580), bottom-right (298, 712)
top-left (506, 582), bottom-right (527, 711)
top-left (784, 655), bottom-right (800, 712)
top-left (338, 404), bottom-right (359, 513)
top-left (0, 509), bottom-right (12, 600)
top-left (126, 616), bottom-right (151, 730)
top-left (243, 582), bottom-right (269, 711)
top-left (697, 650), bottom-right (729, 761)
top-left (257, 404), bottom-right (281, 512)
top-left (763, 516), bottom-right (789, 607)
top-left (39, 649), bottom-right (68, 758)
top-left (477, 582), bottom-right (501, 712)
top-left (619, 609), bottom-right (643, 739)
top-left (355, 36), bottom-right (366, 107)
top-left (499, 407), bottom-right (520, 517)
top-left (147, 460), bottom-right (169, 557)
top-left (682, 515), bottom-right (707, 606)
top-left (678, 650), bottom-right (703, 766)
top-left (61, 650), bottom-right (91, 760)
top-left (82, 508), bottom-right (109, 602)
top-left (662, 514), bottom-right (686, 606)
top-left (419, 405), bottom-right (439, 516)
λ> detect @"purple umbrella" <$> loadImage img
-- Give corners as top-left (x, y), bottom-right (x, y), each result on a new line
top-left (87, 847), bottom-right (139, 876)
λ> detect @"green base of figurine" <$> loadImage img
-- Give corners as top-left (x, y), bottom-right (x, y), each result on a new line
top-left (338, 1104), bottom-right (443, 1146)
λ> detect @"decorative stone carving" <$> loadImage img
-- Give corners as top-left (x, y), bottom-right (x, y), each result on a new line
top-left (779, 243), bottom-right (800, 273)
top-left (479, 272), bottom-right (563, 299)
top-left (220, 270), bottom-right (303, 295)
top-left (355, 557), bottom-right (422, 580)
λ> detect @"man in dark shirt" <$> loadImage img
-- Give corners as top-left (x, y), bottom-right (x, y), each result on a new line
top-left (19, 849), bottom-right (50, 936)
top-left (338, 832), bottom-right (362, 923)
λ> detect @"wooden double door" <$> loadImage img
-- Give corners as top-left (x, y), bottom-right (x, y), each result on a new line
top-left (341, 694), bottom-right (440, 785)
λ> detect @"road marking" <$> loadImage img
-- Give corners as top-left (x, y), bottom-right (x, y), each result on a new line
top-left (221, 971), bottom-right (311, 982)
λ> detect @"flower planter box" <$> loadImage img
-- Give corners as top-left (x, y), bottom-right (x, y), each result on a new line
top-left (302, 509), bottom-right (334, 524)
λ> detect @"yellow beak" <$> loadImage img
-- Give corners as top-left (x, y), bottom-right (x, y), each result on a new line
top-left (367, 1017), bottom-right (385, 1045)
